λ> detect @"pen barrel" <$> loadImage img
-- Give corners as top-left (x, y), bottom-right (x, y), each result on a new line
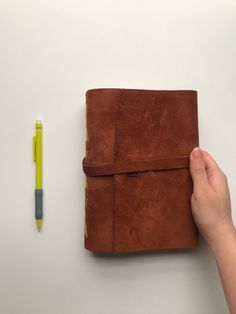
top-left (35, 133), bottom-right (42, 188)
top-left (35, 189), bottom-right (43, 219)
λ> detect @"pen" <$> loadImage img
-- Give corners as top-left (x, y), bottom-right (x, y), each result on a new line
top-left (33, 120), bottom-right (43, 232)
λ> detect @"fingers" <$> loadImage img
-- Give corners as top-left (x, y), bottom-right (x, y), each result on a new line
top-left (201, 150), bottom-right (226, 189)
top-left (190, 147), bottom-right (224, 193)
top-left (201, 150), bottom-right (222, 176)
top-left (190, 147), bottom-right (209, 192)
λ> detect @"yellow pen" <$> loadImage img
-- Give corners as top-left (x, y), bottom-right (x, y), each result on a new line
top-left (33, 120), bottom-right (43, 232)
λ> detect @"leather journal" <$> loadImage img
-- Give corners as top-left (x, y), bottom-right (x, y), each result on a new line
top-left (82, 88), bottom-right (199, 253)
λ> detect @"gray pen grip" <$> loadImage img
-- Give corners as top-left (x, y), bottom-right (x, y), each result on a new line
top-left (35, 189), bottom-right (43, 219)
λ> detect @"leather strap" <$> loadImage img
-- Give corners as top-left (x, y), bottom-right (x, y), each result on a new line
top-left (82, 156), bottom-right (190, 176)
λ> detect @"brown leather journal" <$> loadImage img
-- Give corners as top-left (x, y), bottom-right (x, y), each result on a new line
top-left (82, 88), bottom-right (199, 253)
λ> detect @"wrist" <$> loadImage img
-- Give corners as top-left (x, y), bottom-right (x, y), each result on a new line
top-left (203, 221), bottom-right (236, 253)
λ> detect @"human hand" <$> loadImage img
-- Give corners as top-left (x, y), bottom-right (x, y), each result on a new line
top-left (189, 147), bottom-right (235, 248)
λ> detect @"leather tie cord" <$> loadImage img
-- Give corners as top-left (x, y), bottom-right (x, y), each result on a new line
top-left (82, 156), bottom-right (190, 176)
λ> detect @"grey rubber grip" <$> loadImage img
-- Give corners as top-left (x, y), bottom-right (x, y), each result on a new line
top-left (35, 189), bottom-right (43, 219)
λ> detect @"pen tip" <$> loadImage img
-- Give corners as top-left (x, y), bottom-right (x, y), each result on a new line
top-left (36, 219), bottom-right (42, 232)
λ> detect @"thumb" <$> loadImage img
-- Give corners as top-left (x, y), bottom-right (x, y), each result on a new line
top-left (190, 147), bottom-right (209, 191)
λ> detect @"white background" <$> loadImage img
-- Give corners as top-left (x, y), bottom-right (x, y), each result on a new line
top-left (0, 1), bottom-right (235, 313)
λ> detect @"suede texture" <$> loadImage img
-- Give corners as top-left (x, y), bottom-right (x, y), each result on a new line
top-left (82, 88), bottom-right (199, 253)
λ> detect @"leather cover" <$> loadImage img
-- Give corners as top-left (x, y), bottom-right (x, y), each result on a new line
top-left (82, 88), bottom-right (199, 253)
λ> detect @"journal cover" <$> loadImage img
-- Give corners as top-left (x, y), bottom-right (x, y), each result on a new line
top-left (82, 88), bottom-right (199, 253)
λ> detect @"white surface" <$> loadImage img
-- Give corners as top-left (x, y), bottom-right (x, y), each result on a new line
top-left (0, 1), bottom-right (235, 313)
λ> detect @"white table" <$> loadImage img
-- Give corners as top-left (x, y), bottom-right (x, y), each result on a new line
top-left (0, 1), bottom-right (235, 313)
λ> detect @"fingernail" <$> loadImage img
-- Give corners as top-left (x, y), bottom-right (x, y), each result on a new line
top-left (191, 147), bottom-right (202, 159)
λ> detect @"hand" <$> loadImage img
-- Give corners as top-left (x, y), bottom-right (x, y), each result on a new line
top-left (189, 147), bottom-right (234, 247)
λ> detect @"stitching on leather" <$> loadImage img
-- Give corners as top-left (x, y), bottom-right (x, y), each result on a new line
top-left (112, 88), bottom-right (125, 252)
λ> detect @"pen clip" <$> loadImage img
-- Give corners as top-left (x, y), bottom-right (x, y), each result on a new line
top-left (33, 135), bottom-right (36, 161)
